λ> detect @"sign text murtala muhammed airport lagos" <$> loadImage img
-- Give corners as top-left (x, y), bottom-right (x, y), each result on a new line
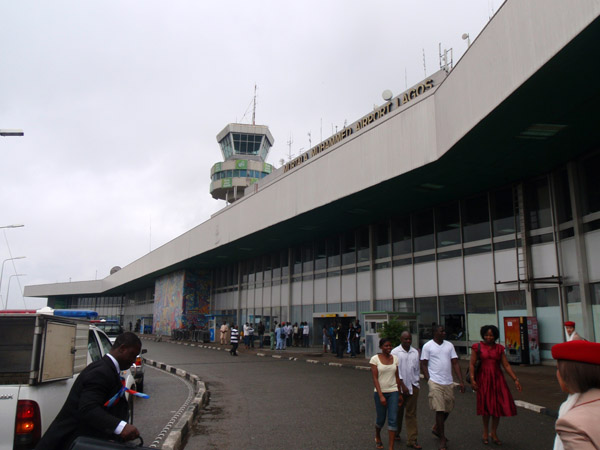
top-left (283, 78), bottom-right (436, 173)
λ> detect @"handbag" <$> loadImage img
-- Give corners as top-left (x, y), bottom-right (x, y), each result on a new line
top-left (465, 343), bottom-right (481, 384)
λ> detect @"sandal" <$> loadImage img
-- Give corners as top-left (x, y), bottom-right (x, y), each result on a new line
top-left (375, 439), bottom-right (384, 449)
top-left (491, 436), bottom-right (502, 445)
top-left (432, 426), bottom-right (449, 441)
top-left (407, 443), bottom-right (422, 449)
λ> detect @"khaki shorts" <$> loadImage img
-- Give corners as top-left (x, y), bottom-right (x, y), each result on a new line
top-left (428, 380), bottom-right (455, 412)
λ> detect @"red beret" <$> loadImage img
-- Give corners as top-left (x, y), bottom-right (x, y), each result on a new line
top-left (564, 321), bottom-right (575, 327)
top-left (552, 340), bottom-right (600, 364)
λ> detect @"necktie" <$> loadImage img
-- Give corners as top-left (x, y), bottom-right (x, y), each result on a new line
top-left (104, 376), bottom-right (150, 408)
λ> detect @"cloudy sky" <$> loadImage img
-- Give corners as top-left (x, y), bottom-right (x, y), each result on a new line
top-left (1, 0), bottom-right (504, 309)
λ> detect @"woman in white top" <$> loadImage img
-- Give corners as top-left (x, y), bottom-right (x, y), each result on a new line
top-left (370, 338), bottom-right (403, 450)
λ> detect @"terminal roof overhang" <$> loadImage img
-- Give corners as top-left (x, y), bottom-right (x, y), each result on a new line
top-left (26, 6), bottom-right (600, 298)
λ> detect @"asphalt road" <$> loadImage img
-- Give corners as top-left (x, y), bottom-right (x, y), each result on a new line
top-left (132, 363), bottom-right (195, 447)
top-left (139, 341), bottom-right (557, 450)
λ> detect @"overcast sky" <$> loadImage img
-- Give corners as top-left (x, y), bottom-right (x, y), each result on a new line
top-left (1, 0), bottom-right (504, 309)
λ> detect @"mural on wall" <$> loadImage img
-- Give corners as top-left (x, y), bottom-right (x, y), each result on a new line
top-left (183, 270), bottom-right (211, 329)
top-left (153, 270), bottom-right (185, 336)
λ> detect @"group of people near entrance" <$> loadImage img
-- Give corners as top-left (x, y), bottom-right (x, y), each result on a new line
top-left (371, 321), bottom-right (600, 450)
top-left (273, 321), bottom-right (311, 349)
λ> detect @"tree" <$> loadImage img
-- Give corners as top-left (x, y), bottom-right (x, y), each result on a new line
top-left (380, 320), bottom-right (407, 347)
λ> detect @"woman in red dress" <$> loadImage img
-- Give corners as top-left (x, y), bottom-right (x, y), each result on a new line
top-left (470, 325), bottom-right (522, 445)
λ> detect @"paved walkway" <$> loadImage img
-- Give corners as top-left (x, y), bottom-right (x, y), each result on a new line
top-left (141, 334), bottom-right (564, 417)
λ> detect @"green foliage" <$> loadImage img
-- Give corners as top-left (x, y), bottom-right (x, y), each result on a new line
top-left (380, 320), bottom-right (407, 347)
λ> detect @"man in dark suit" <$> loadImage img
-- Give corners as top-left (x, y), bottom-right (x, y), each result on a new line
top-left (36, 332), bottom-right (142, 450)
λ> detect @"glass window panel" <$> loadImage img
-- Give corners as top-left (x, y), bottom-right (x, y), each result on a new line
top-left (394, 298), bottom-right (414, 313)
top-left (357, 226), bottom-right (370, 263)
top-left (526, 177), bottom-right (553, 229)
top-left (413, 210), bottom-right (434, 252)
top-left (497, 290), bottom-right (526, 310)
top-left (375, 221), bottom-right (390, 259)
top-left (327, 236), bottom-right (340, 268)
top-left (302, 243), bottom-right (314, 272)
top-left (436, 202), bottom-right (461, 247)
top-left (315, 239), bottom-right (327, 271)
top-left (416, 296), bottom-right (437, 340)
top-left (281, 250), bottom-right (289, 277)
top-left (88, 330), bottom-right (102, 362)
top-left (467, 292), bottom-right (495, 314)
top-left (391, 215), bottom-right (411, 255)
top-left (591, 282), bottom-right (600, 305)
top-left (580, 152), bottom-right (600, 215)
top-left (440, 295), bottom-right (465, 340)
top-left (555, 169), bottom-right (573, 223)
top-left (292, 246), bottom-right (302, 274)
top-left (534, 287), bottom-right (559, 307)
top-left (341, 230), bottom-right (356, 265)
top-left (565, 285), bottom-right (580, 304)
top-left (492, 188), bottom-right (516, 236)
top-left (462, 194), bottom-right (491, 242)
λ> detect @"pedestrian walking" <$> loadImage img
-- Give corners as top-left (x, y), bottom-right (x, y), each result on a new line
top-left (420, 325), bottom-right (465, 450)
top-left (247, 323), bottom-right (255, 348)
top-left (229, 324), bottom-right (239, 356)
top-left (335, 322), bottom-right (345, 358)
top-left (322, 326), bottom-right (329, 352)
top-left (303, 321), bottom-right (310, 347)
top-left (243, 323), bottom-right (249, 348)
top-left (220, 322), bottom-right (228, 345)
top-left (349, 322), bottom-right (356, 357)
top-left (553, 340), bottom-right (600, 450)
top-left (329, 323), bottom-right (336, 354)
top-left (270, 327), bottom-right (276, 350)
top-left (257, 321), bottom-right (265, 348)
top-left (276, 323), bottom-right (285, 350)
top-left (370, 337), bottom-right (403, 450)
top-left (470, 325), bottom-right (522, 445)
top-left (391, 331), bottom-right (421, 449)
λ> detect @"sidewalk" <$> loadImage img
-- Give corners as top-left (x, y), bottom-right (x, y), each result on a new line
top-left (142, 334), bottom-right (564, 418)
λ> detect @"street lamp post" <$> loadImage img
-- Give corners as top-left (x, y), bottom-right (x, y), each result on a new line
top-left (0, 256), bottom-right (26, 305)
top-left (5, 274), bottom-right (26, 310)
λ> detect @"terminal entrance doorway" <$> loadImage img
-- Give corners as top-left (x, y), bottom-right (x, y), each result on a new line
top-left (313, 313), bottom-right (357, 350)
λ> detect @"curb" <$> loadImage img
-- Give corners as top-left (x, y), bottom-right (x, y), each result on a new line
top-left (143, 357), bottom-right (209, 450)
top-left (139, 335), bottom-right (557, 419)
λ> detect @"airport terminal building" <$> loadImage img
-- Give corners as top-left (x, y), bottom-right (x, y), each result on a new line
top-left (25, 1), bottom-right (600, 360)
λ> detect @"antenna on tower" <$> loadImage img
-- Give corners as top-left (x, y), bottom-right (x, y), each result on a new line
top-left (287, 133), bottom-right (294, 161)
top-left (252, 83), bottom-right (257, 125)
top-left (422, 49), bottom-right (427, 77)
top-left (307, 131), bottom-right (312, 148)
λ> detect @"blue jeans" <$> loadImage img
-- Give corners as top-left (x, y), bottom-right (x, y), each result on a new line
top-left (374, 391), bottom-right (399, 431)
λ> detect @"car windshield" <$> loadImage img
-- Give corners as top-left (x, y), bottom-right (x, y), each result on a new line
top-left (96, 323), bottom-right (123, 336)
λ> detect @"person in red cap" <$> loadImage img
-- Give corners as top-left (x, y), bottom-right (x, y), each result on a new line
top-left (552, 340), bottom-right (600, 449)
top-left (563, 321), bottom-right (583, 342)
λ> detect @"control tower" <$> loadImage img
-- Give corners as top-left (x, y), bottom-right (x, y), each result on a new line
top-left (210, 123), bottom-right (274, 203)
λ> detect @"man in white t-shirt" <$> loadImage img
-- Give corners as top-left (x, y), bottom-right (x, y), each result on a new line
top-left (303, 322), bottom-right (310, 347)
top-left (391, 331), bottom-right (421, 449)
top-left (420, 325), bottom-right (464, 450)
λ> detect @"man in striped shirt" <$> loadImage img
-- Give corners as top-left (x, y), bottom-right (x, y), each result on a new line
top-left (230, 324), bottom-right (240, 356)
